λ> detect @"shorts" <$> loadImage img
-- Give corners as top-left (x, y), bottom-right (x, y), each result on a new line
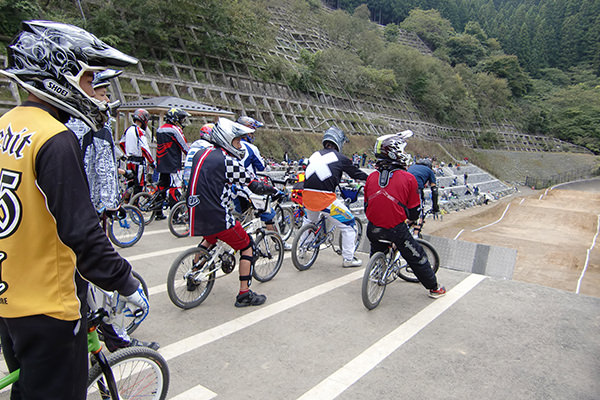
top-left (202, 221), bottom-right (251, 251)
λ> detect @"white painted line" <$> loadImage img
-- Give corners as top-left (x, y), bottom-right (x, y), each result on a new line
top-left (127, 246), bottom-right (195, 261)
top-left (576, 215), bottom-right (600, 294)
top-left (296, 273), bottom-right (486, 400)
top-left (472, 203), bottom-right (510, 232)
top-left (143, 228), bottom-right (171, 236)
top-left (170, 384), bottom-right (217, 400)
top-left (519, 198), bottom-right (525, 205)
top-left (159, 270), bottom-right (364, 361)
top-left (453, 229), bottom-right (464, 240)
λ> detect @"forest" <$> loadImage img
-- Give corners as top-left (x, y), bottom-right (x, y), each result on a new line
top-left (1, 0), bottom-right (599, 153)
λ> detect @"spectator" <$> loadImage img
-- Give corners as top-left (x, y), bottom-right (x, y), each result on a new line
top-left (361, 152), bottom-right (367, 167)
top-left (464, 172), bottom-right (469, 185)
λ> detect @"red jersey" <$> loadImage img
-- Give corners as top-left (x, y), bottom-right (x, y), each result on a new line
top-left (364, 169), bottom-right (420, 229)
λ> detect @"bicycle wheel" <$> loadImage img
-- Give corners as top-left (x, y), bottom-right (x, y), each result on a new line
top-left (168, 200), bottom-right (190, 238)
top-left (334, 218), bottom-right (363, 255)
top-left (291, 223), bottom-right (320, 271)
top-left (362, 252), bottom-right (388, 310)
top-left (125, 271), bottom-right (149, 335)
top-left (252, 231), bottom-right (284, 282)
top-left (108, 205), bottom-right (145, 248)
top-left (130, 192), bottom-right (157, 225)
top-left (273, 205), bottom-right (294, 242)
top-left (397, 239), bottom-right (440, 283)
top-left (167, 247), bottom-right (215, 309)
top-left (87, 346), bottom-right (169, 400)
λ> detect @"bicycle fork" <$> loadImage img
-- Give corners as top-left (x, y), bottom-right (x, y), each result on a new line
top-left (89, 328), bottom-right (120, 399)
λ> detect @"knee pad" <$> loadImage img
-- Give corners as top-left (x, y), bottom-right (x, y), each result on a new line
top-left (239, 238), bottom-right (256, 286)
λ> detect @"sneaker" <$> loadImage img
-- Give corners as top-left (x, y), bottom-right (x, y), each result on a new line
top-left (154, 214), bottom-right (167, 221)
top-left (235, 290), bottom-right (267, 307)
top-left (129, 337), bottom-right (160, 351)
top-left (283, 242), bottom-right (292, 251)
top-left (428, 285), bottom-right (446, 299)
top-left (342, 257), bottom-right (362, 268)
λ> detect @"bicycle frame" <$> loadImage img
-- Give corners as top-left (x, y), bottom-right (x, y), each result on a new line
top-left (0, 309), bottom-right (121, 398)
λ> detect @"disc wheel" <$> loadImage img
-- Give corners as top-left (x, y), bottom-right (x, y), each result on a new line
top-left (396, 239), bottom-right (440, 283)
top-left (252, 231), bottom-right (284, 282)
top-left (167, 247), bottom-right (215, 309)
top-left (361, 252), bottom-right (388, 310)
top-left (291, 223), bottom-right (320, 271)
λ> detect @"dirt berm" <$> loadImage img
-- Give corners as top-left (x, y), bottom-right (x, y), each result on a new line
top-left (426, 179), bottom-right (600, 298)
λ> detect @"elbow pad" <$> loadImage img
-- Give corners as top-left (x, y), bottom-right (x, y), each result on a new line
top-left (248, 180), bottom-right (277, 195)
top-left (407, 206), bottom-right (420, 221)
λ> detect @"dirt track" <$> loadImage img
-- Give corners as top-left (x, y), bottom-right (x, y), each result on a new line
top-left (426, 179), bottom-right (600, 298)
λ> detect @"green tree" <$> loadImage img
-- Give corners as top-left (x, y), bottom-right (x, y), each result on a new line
top-left (399, 8), bottom-right (455, 50)
top-left (0, 0), bottom-right (41, 37)
top-left (477, 54), bottom-right (531, 97)
top-left (383, 23), bottom-right (400, 43)
top-left (445, 34), bottom-right (487, 67)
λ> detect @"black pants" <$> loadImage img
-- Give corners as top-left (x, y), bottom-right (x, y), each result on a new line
top-left (367, 222), bottom-right (438, 290)
top-left (0, 315), bottom-right (88, 399)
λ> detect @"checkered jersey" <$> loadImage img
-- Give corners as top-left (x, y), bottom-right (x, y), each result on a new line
top-left (188, 147), bottom-right (254, 236)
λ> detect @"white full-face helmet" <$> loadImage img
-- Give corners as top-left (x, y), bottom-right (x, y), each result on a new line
top-left (210, 117), bottom-right (254, 159)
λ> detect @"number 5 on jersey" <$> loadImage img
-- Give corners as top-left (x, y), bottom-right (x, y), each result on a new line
top-left (0, 169), bottom-right (22, 239)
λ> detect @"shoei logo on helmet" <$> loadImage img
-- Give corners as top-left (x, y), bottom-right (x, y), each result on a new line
top-left (43, 80), bottom-right (70, 98)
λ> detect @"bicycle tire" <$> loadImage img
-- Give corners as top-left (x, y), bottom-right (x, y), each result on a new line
top-left (361, 252), bottom-right (388, 310)
top-left (168, 200), bottom-right (190, 238)
top-left (252, 231), bottom-right (284, 282)
top-left (333, 218), bottom-right (363, 255)
top-left (125, 271), bottom-right (149, 335)
top-left (87, 346), bottom-right (169, 400)
top-left (167, 247), bottom-right (215, 309)
top-left (108, 205), bottom-right (145, 248)
top-left (130, 192), bottom-right (157, 225)
top-left (397, 239), bottom-right (440, 283)
top-left (274, 204), bottom-right (294, 242)
top-left (291, 223), bottom-right (320, 271)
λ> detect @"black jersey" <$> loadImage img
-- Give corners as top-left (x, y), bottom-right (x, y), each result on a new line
top-left (188, 147), bottom-right (254, 236)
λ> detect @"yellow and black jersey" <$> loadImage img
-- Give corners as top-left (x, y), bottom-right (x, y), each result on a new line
top-left (0, 102), bottom-right (137, 321)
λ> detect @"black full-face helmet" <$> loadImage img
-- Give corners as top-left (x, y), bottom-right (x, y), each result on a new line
top-left (165, 107), bottom-right (191, 128)
top-left (0, 20), bottom-right (137, 129)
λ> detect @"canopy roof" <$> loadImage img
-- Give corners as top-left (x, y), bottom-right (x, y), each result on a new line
top-left (120, 96), bottom-right (234, 117)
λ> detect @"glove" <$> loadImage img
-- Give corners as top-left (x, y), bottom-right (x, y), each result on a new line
top-left (123, 283), bottom-right (149, 324)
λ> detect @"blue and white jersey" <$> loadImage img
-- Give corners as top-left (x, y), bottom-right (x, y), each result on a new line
top-left (183, 139), bottom-right (212, 185)
top-left (241, 140), bottom-right (266, 175)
